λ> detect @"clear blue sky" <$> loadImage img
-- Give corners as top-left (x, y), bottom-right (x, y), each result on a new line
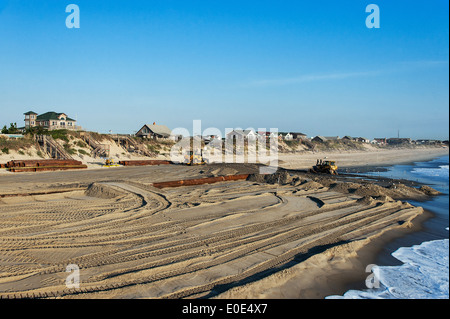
top-left (0, 0), bottom-right (448, 139)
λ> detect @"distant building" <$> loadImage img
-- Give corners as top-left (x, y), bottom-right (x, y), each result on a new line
top-left (135, 123), bottom-right (172, 139)
top-left (226, 129), bottom-right (257, 141)
top-left (24, 111), bottom-right (38, 129)
top-left (257, 131), bottom-right (270, 140)
top-left (387, 138), bottom-right (411, 145)
top-left (373, 138), bottom-right (387, 145)
top-left (290, 132), bottom-right (308, 140)
top-left (415, 139), bottom-right (441, 145)
top-left (312, 136), bottom-right (327, 142)
top-left (24, 111), bottom-right (79, 131)
top-left (323, 136), bottom-right (340, 141)
top-left (281, 132), bottom-right (308, 141)
top-left (356, 137), bottom-right (370, 143)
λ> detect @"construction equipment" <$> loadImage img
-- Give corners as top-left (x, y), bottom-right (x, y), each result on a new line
top-left (103, 158), bottom-right (121, 167)
top-left (183, 149), bottom-right (208, 165)
top-left (310, 159), bottom-right (338, 175)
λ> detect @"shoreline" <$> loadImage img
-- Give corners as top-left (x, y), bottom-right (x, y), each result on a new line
top-left (215, 154), bottom-right (448, 299)
top-left (278, 147), bottom-right (449, 171)
top-left (214, 205), bottom-right (434, 299)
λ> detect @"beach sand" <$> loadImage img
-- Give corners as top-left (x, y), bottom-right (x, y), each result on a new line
top-left (277, 147), bottom-right (449, 170)
top-left (0, 147), bottom-right (447, 299)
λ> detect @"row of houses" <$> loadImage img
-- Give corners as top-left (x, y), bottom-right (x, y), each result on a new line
top-left (225, 130), bottom-right (308, 141)
top-left (18, 111), bottom-right (446, 146)
top-left (311, 136), bottom-right (415, 145)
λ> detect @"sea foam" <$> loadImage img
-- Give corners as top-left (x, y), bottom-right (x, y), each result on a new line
top-left (327, 238), bottom-right (449, 299)
top-left (412, 165), bottom-right (449, 179)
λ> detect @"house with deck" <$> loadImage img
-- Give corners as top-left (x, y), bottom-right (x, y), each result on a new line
top-left (24, 111), bottom-right (79, 131)
top-left (135, 123), bottom-right (172, 140)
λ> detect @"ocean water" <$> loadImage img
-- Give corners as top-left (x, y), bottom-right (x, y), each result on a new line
top-left (328, 155), bottom-right (449, 299)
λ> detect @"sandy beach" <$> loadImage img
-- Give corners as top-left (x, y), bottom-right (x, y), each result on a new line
top-left (277, 147), bottom-right (449, 170)
top-left (0, 147), bottom-right (447, 299)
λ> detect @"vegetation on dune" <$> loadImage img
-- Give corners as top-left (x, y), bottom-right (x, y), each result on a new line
top-left (0, 135), bottom-right (38, 154)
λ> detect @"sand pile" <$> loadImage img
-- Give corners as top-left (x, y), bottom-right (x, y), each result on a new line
top-left (356, 196), bottom-right (376, 205)
top-left (418, 185), bottom-right (442, 196)
top-left (327, 180), bottom-right (439, 200)
top-left (247, 169), bottom-right (292, 184)
top-left (85, 182), bottom-right (126, 199)
top-left (293, 179), bottom-right (325, 190)
top-left (209, 167), bottom-right (239, 177)
top-left (246, 169), bottom-right (439, 201)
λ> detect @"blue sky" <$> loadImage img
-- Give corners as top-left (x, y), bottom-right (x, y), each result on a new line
top-left (0, 0), bottom-right (448, 139)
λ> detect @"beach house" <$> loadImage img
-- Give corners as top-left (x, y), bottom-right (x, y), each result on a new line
top-left (373, 138), bottom-right (387, 145)
top-left (135, 123), bottom-right (172, 140)
top-left (24, 111), bottom-right (79, 131)
top-left (290, 132), bottom-right (308, 140)
top-left (312, 136), bottom-right (328, 142)
top-left (226, 129), bottom-right (257, 141)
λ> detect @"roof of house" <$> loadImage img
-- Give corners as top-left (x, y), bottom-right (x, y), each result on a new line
top-left (290, 132), bottom-right (307, 136)
top-left (36, 112), bottom-right (75, 122)
top-left (313, 136), bottom-right (327, 141)
top-left (140, 124), bottom-right (172, 137)
top-left (387, 137), bottom-right (411, 141)
top-left (323, 136), bottom-right (340, 140)
top-left (24, 111), bottom-right (38, 115)
top-left (227, 129), bottom-right (255, 136)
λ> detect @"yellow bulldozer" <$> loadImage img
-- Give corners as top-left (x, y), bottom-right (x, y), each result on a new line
top-left (310, 159), bottom-right (338, 175)
top-left (103, 158), bottom-right (121, 168)
top-left (183, 149), bottom-right (208, 165)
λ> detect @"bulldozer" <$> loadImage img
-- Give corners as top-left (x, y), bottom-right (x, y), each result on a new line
top-left (310, 158), bottom-right (338, 175)
top-left (183, 149), bottom-right (208, 165)
top-left (103, 158), bottom-right (121, 168)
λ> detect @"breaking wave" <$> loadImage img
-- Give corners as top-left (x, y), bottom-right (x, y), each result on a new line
top-left (328, 237), bottom-right (449, 299)
top-left (412, 165), bottom-right (449, 179)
